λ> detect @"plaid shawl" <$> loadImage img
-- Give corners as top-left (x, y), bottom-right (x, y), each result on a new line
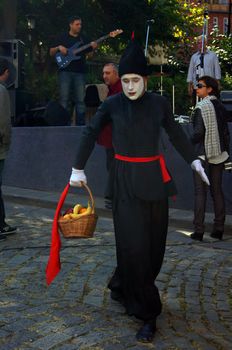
top-left (195, 95), bottom-right (221, 160)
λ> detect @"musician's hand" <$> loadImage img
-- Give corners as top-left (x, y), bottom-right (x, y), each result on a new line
top-left (58, 45), bottom-right (68, 55)
top-left (90, 41), bottom-right (98, 50)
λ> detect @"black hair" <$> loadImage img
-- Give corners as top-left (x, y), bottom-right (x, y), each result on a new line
top-left (68, 16), bottom-right (82, 24)
top-left (198, 75), bottom-right (220, 98)
top-left (0, 58), bottom-right (9, 76)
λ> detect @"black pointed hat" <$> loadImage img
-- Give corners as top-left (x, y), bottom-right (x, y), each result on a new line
top-left (119, 41), bottom-right (150, 77)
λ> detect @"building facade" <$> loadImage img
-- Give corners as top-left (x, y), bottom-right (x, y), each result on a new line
top-left (204, 0), bottom-right (231, 35)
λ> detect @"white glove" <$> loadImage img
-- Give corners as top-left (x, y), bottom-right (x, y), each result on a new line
top-left (191, 160), bottom-right (210, 186)
top-left (69, 168), bottom-right (87, 187)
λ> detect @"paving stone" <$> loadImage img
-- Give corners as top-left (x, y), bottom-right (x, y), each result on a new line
top-left (53, 345), bottom-right (79, 350)
top-left (0, 201), bottom-right (231, 349)
top-left (30, 332), bottom-right (73, 350)
top-left (0, 328), bottom-right (11, 338)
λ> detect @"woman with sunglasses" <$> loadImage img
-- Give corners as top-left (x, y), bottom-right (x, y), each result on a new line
top-left (190, 76), bottom-right (230, 241)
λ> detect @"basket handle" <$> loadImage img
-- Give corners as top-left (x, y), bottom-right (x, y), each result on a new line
top-left (81, 182), bottom-right (95, 214)
top-left (53, 182), bottom-right (95, 215)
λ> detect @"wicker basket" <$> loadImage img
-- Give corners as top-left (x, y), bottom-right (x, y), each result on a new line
top-left (58, 183), bottom-right (98, 238)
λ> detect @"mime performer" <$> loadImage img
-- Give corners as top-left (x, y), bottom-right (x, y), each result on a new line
top-left (69, 41), bottom-right (209, 343)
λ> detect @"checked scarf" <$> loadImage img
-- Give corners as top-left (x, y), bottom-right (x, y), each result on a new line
top-left (195, 95), bottom-right (221, 160)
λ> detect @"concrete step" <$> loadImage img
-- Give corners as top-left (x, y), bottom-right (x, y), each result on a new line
top-left (3, 185), bottom-right (232, 234)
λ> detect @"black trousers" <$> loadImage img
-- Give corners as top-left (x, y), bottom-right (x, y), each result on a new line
top-left (104, 148), bottom-right (115, 200)
top-left (0, 160), bottom-right (6, 229)
top-left (108, 194), bottom-right (169, 320)
top-left (193, 162), bottom-right (225, 233)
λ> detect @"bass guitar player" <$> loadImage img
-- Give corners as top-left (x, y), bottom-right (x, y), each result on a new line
top-left (49, 15), bottom-right (97, 126)
top-left (50, 15), bottom-right (122, 126)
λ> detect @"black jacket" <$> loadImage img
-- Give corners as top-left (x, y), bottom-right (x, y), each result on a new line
top-left (74, 92), bottom-right (196, 200)
top-left (191, 98), bottom-right (230, 158)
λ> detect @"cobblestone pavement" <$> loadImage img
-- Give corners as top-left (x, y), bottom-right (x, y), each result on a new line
top-left (0, 201), bottom-right (231, 350)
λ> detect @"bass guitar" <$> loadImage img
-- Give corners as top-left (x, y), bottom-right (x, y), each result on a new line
top-left (55, 29), bottom-right (123, 69)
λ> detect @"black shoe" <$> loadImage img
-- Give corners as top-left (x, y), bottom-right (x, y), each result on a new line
top-left (210, 230), bottom-right (223, 240)
top-left (0, 225), bottom-right (17, 236)
top-left (105, 200), bottom-right (112, 210)
top-left (0, 234), bottom-right (6, 241)
top-left (136, 320), bottom-right (156, 343)
top-left (110, 290), bottom-right (125, 305)
top-left (190, 232), bottom-right (203, 241)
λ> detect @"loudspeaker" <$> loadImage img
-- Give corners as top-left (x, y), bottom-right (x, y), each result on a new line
top-left (15, 109), bottom-right (47, 127)
top-left (15, 101), bottom-right (71, 127)
top-left (0, 39), bottom-right (25, 89)
top-left (43, 101), bottom-right (71, 126)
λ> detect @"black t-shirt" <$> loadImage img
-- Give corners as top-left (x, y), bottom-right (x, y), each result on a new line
top-left (51, 32), bottom-right (92, 73)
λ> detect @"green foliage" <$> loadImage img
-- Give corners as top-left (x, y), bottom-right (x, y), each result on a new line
top-left (16, 0), bottom-right (188, 54)
top-left (24, 57), bottom-right (58, 103)
top-left (147, 73), bottom-right (191, 115)
top-left (16, 0), bottom-right (187, 106)
top-left (222, 73), bottom-right (232, 90)
top-left (15, 0), bottom-right (232, 111)
top-left (209, 27), bottom-right (232, 76)
top-left (168, 1), bottom-right (205, 70)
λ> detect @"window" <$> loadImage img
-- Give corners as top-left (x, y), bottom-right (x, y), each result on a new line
top-left (213, 17), bottom-right (218, 27)
top-left (219, 0), bottom-right (229, 4)
top-left (223, 17), bottom-right (228, 34)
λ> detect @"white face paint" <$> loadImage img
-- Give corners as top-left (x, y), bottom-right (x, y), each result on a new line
top-left (121, 74), bottom-right (145, 100)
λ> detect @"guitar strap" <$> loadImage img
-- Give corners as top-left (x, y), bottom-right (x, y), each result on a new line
top-left (78, 36), bottom-right (84, 45)
top-left (75, 36), bottom-right (85, 54)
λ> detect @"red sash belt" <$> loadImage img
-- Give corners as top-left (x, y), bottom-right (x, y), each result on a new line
top-left (115, 153), bottom-right (171, 183)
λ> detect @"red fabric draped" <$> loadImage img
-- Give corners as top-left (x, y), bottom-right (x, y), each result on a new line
top-left (45, 183), bottom-right (70, 285)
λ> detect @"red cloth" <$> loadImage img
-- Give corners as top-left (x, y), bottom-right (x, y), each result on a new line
top-left (45, 184), bottom-right (70, 285)
top-left (97, 79), bottom-right (122, 148)
top-left (108, 79), bottom-right (122, 97)
top-left (115, 154), bottom-right (171, 183)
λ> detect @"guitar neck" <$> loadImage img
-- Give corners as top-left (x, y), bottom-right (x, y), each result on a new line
top-left (73, 34), bottom-right (110, 55)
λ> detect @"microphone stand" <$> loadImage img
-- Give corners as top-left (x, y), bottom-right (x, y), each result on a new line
top-left (144, 19), bottom-right (166, 96)
top-left (195, 10), bottom-right (208, 104)
top-left (145, 20), bottom-right (154, 57)
top-left (145, 20), bottom-right (165, 96)
top-left (144, 25), bottom-right (150, 58)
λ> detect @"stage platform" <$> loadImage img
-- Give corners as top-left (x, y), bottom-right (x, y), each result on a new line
top-left (3, 124), bottom-right (232, 214)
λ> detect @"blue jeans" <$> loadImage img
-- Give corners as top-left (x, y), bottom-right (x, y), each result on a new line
top-left (0, 160), bottom-right (6, 229)
top-left (58, 71), bottom-right (86, 125)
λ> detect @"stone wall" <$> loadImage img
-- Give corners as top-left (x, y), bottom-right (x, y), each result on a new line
top-left (3, 124), bottom-right (232, 213)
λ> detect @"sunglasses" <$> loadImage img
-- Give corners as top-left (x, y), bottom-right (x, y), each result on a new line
top-left (196, 83), bottom-right (207, 89)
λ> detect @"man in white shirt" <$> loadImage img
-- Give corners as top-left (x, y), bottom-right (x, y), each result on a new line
top-left (187, 36), bottom-right (221, 105)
